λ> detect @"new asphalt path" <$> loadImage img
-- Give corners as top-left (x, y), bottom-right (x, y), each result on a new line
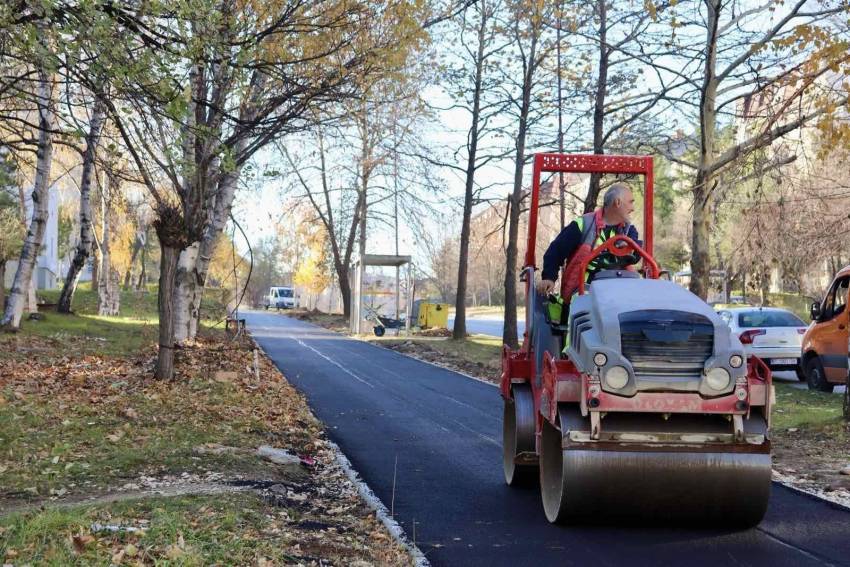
top-left (246, 311), bottom-right (850, 567)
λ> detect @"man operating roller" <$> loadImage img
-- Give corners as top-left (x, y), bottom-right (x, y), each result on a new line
top-left (536, 182), bottom-right (639, 298)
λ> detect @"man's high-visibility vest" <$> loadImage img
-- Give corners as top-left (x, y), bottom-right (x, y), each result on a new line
top-left (560, 209), bottom-right (632, 298)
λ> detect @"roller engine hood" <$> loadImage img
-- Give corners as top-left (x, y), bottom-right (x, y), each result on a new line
top-left (567, 277), bottom-right (744, 394)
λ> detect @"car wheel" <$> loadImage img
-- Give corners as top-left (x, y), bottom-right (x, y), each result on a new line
top-left (795, 364), bottom-right (806, 381)
top-left (374, 326), bottom-right (385, 337)
top-left (805, 357), bottom-right (834, 393)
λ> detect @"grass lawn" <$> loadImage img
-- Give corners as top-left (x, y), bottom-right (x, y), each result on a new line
top-left (0, 286), bottom-right (410, 565)
top-left (1, 493), bottom-right (299, 566)
top-left (1, 283), bottom-right (227, 357)
top-left (772, 383), bottom-right (846, 430)
top-left (0, 351), bottom-right (311, 497)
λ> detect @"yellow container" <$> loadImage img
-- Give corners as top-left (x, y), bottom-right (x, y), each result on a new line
top-left (417, 302), bottom-right (449, 329)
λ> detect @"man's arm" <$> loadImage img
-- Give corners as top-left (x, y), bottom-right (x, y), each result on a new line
top-left (538, 221), bottom-right (581, 292)
top-left (626, 224), bottom-right (642, 249)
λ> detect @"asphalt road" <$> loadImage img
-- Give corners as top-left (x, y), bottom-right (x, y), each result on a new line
top-left (449, 315), bottom-right (524, 340)
top-left (247, 311), bottom-right (850, 567)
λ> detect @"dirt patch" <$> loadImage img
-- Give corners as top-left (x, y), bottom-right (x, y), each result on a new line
top-left (375, 339), bottom-right (499, 382)
top-left (418, 328), bottom-right (452, 338)
top-left (289, 309), bottom-right (349, 333)
top-left (772, 422), bottom-right (850, 508)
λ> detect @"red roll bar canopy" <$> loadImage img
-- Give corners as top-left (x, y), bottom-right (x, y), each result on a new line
top-left (524, 154), bottom-right (654, 272)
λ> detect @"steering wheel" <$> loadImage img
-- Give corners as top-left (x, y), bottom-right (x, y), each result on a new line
top-left (594, 240), bottom-right (641, 270)
top-left (577, 235), bottom-right (660, 295)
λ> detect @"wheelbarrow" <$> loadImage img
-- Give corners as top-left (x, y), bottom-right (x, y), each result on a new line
top-left (364, 305), bottom-right (405, 337)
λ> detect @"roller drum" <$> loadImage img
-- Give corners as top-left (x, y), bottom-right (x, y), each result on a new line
top-left (540, 417), bottom-right (771, 526)
top-left (503, 384), bottom-right (537, 486)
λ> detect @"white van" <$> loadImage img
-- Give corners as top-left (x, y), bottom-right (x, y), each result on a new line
top-left (265, 286), bottom-right (297, 310)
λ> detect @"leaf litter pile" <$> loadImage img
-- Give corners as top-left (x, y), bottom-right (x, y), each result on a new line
top-left (0, 330), bottom-right (410, 565)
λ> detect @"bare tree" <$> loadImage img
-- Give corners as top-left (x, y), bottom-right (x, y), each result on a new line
top-left (499, 1), bottom-right (556, 348)
top-left (574, 0), bottom-right (679, 211)
top-left (656, 0), bottom-right (850, 299)
top-left (440, 0), bottom-right (511, 339)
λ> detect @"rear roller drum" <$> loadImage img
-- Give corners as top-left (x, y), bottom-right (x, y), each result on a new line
top-left (541, 406), bottom-right (772, 527)
top-left (503, 384), bottom-right (537, 486)
top-left (540, 411), bottom-right (572, 523)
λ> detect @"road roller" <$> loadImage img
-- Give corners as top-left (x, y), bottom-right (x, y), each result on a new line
top-left (501, 153), bottom-right (773, 526)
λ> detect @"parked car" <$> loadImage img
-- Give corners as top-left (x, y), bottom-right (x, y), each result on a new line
top-left (801, 267), bottom-right (850, 392)
top-left (716, 307), bottom-right (808, 380)
top-left (264, 286), bottom-right (297, 310)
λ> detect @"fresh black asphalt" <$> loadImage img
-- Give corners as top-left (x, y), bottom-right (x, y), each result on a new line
top-left (246, 312), bottom-right (850, 567)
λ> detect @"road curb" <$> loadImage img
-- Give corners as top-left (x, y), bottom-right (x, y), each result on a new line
top-left (326, 439), bottom-right (431, 567)
top-left (771, 471), bottom-right (850, 512)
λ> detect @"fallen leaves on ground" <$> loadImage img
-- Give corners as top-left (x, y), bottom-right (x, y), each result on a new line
top-left (0, 329), bottom-right (411, 565)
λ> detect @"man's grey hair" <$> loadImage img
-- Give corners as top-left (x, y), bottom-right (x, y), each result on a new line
top-left (603, 183), bottom-right (630, 209)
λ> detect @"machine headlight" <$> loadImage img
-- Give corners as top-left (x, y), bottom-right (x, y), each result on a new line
top-left (729, 355), bottom-right (744, 368)
top-left (705, 367), bottom-right (731, 390)
top-left (593, 352), bottom-right (608, 366)
top-left (604, 366), bottom-right (629, 389)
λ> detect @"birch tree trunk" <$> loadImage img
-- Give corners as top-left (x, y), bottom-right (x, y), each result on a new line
top-left (1, 67), bottom-right (56, 330)
top-left (97, 178), bottom-right (120, 316)
top-left (90, 246), bottom-right (99, 291)
top-left (136, 242), bottom-right (147, 290)
top-left (170, 60), bottom-right (202, 344)
top-left (183, 169), bottom-right (240, 340)
top-left (173, 241), bottom-right (200, 342)
top-left (173, 72), bottom-right (267, 342)
top-left (25, 279), bottom-right (37, 314)
top-left (123, 227), bottom-right (145, 290)
top-left (174, 166), bottom-right (240, 342)
top-left (58, 99), bottom-right (105, 313)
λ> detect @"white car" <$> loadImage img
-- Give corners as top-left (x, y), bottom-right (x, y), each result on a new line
top-left (716, 307), bottom-right (808, 380)
top-left (265, 286), bottom-right (297, 310)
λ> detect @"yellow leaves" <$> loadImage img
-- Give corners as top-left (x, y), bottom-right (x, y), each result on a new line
top-left (645, 0), bottom-right (657, 21)
top-left (293, 222), bottom-right (332, 295)
top-left (0, 205), bottom-right (25, 262)
top-left (208, 234), bottom-right (249, 295)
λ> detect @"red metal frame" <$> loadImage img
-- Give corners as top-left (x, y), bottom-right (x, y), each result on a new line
top-left (524, 153), bottom-right (654, 274)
